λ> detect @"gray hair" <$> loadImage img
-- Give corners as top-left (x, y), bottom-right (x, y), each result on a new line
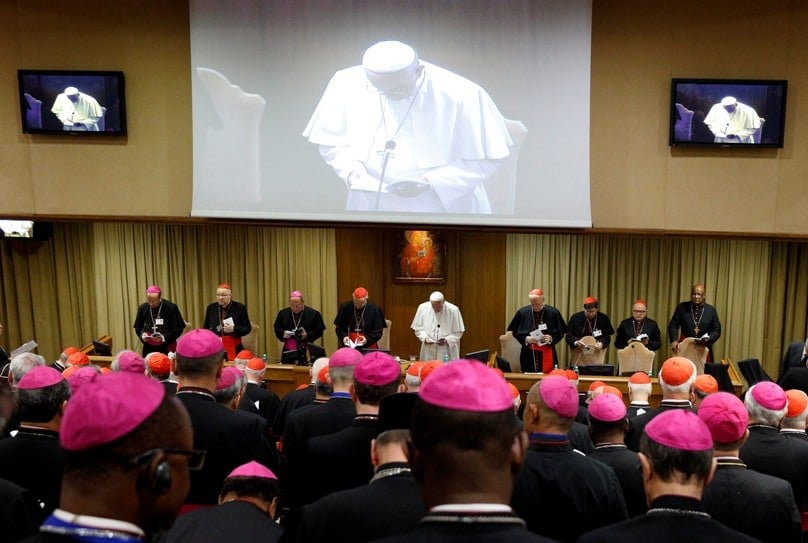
top-left (9, 353), bottom-right (46, 386)
top-left (658, 359), bottom-right (697, 395)
top-left (745, 384), bottom-right (787, 426)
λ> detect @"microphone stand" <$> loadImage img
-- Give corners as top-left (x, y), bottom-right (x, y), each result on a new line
top-left (373, 140), bottom-right (396, 212)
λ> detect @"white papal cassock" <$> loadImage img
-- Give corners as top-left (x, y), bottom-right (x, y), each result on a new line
top-left (410, 300), bottom-right (465, 361)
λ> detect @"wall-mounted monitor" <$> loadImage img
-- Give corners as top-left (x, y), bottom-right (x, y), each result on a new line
top-left (669, 78), bottom-right (787, 148)
top-left (0, 220), bottom-right (53, 240)
top-left (17, 70), bottom-right (127, 135)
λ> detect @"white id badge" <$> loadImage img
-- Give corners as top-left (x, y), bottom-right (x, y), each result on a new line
top-left (593, 329), bottom-right (602, 338)
top-left (538, 323), bottom-right (548, 331)
top-left (155, 318), bottom-right (165, 326)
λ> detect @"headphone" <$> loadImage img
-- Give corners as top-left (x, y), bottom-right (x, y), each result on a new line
top-left (151, 460), bottom-right (172, 494)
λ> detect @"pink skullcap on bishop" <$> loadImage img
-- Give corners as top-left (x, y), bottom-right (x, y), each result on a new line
top-left (176, 329), bottom-right (223, 358)
top-left (698, 392), bottom-right (748, 443)
top-left (629, 372), bottom-right (651, 385)
top-left (355, 351), bottom-right (400, 386)
top-left (589, 392), bottom-right (627, 422)
top-left (528, 289), bottom-right (544, 297)
top-left (353, 286), bottom-right (368, 298)
top-left (66, 366), bottom-right (100, 396)
top-left (216, 366), bottom-right (240, 390)
top-left (17, 366), bottom-right (65, 390)
top-left (61, 372), bottom-right (165, 451)
top-left (645, 409), bottom-right (713, 451)
top-left (786, 389), bottom-right (808, 418)
top-left (290, 290), bottom-right (303, 298)
top-left (117, 351), bottom-right (146, 375)
top-left (539, 375), bottom-right (579, 418)
top-left (749, 381), bottom-right (787, 411)
top-left (660, 357), bottom-right (695, 386)
top-left (419, 360), bottom-right (513, 412)
top-left (146, 285), bottom-right (161, 294)
top-left (329, 347), bottom-right (363, 368)
top-left (227, 460), bottom-right (277, 481)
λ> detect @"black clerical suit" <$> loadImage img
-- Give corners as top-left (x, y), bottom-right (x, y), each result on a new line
top-left (374, 509), bottom-right (557, 543)
top-left (132, 298), bottom-right (185, 355)
top-left (242, 381), bottom-right (281, 430)
top-left (177, 389), bottom-right (279, 505)
top-left (507, 305), bottom-right (567, 373)
top-left (739, 424), bottom-right (808, 512)
top-left (625, 400), bottom-right (692, 452)
top-left (203, 300), bottom-right (251, 358)
top-left (155, 500), bottom-right (283, 543)
top-left (778, 341), bottom-right (808, 382)
top-left (701, 456), bottom-right (801, 543)
top-left (334, 301), bottom-right (386, 349)
top-left (0, 427), bottom-right (63, 524)
top-left (295, 462), bottom-right (425, 543)
top-left (667, 302), bottom-right (721, 347)
top-left (273, 384), bottom-right (315, 441)
top-left (511, 434), bottom-right (627, 543)
top-left (614, 317), bottom-right (662, 351)
top-left (305, 415), bottom-right (379, 504)
top-left (0, 478), bottom-right (38, 542)
top-left (274, 306), bottom-right (326, 353)
top-left (565, 311), bottom-right (615, 349)
top-left (587, 443), bottom-right (647, 517)
top-left (578, 495), bottom-right (760, 543)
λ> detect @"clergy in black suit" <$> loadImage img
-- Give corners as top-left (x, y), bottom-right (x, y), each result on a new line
top-left (0, 366), bottom-right (70, 524)
top-left (173, 329), bottom-right (279, 506)
top-left (155, 462), bottom-right (283, 543)
top-left (579, 409), bottom-right (757, 543)
top-left (698, 390), bottom-right (801, 543)
top-left (242, 359), bottom-right (281, 428)
top-left (614, 300), bottom-right (662, 351)
top-left (0, 478), bottom-right (38, 542)
top-left (333, 287), bottom-right (386, 349)
top-left (778, 340), bottom-right (808, 382)
top-left (739, 381), bottom-right (808, 513)
top-left (668, 283), bottom-right (721, 357)
top-left (295, 429), bottom-right (425, 543)
top-left (506, 289), bottom-right (567, 373)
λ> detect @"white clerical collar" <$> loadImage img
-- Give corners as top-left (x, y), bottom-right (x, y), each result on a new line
top-left (431, 503), bottom-right (512, 514)
top-left (52, 509), bottom-right (145, 538)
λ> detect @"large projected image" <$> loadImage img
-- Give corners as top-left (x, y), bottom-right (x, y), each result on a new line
top-left (189, 0), bottom-right (592, 228)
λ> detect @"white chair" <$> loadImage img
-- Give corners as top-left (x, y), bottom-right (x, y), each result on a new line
top-left (498, 331), bottom-right (522, 373)
top-left (241, 322), bottom-right (259, 355)
top-left (484, 119), bottom-right (528, 215)
top-left (617, 342), bottom-right (655, 376)
top-left (377, 319), bottom-right (392, 351)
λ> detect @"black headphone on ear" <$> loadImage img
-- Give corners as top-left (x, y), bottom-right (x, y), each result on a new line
top-left (151, 460), bottom-right (172, 494)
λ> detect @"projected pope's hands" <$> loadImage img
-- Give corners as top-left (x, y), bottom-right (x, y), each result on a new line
top-left (387, 180), bottom-right (431, 198)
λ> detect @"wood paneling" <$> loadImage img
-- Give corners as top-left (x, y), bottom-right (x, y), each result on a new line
top-left (335, 228), bottom-right (506, 360)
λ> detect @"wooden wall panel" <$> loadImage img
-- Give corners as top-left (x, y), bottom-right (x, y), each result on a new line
top-left (335, 228), bottom-right (507, 360)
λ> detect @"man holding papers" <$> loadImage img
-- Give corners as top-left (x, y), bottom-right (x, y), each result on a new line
top-left (615, 299), bottom-right (662, 351)
top-left (203, 283), bottom-right (252, 360)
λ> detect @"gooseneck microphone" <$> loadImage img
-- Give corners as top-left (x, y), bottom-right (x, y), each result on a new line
top-left (373, 140), bottom-right (397, 212)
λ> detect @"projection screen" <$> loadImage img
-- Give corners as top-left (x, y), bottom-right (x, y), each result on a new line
top-left (189, 0), bottom-right (592, 228)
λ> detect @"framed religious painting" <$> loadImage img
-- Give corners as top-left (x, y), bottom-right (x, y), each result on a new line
top-left (394, 230), bottom-right (445, 284)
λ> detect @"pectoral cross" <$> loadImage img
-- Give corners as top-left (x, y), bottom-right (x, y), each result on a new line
top-left (694, 326), bottom-right (700, 336)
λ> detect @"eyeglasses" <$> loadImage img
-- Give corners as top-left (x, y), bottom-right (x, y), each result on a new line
top-left (130, 448), bottom-right (206, 471)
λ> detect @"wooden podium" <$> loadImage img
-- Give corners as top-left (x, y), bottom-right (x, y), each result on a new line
top-left (570, 336), bottom-right (607, 367)
top-left (677, 337), bottom-right (709, 374)
top-left (617, 341), bottom-right (655, 376)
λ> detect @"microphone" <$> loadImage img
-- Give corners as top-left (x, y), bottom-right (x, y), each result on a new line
top-left (434, 323), bottom-right (441, 359)
top-left (373, 140), bottom-right (397, 212)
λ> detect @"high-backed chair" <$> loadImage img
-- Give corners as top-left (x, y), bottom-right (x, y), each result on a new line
top-left (677, 337), bottom-right (708, 374)
top-left (498, 331), bottom-right (522, 373)
top-left (377, 319), bottom-right (392, 351)
top-left (23, 93), bottom-right (42, 129)
top-left (241, 323), bottom-right (260, 355)
top-left (569, 336), bottom-right (606, 367)
top-left (674, 102), bottom-right (694, 141)
top-left (753, 117), bottom-right (766, 143)
top-left (617, 342), bottom-right (655, 376)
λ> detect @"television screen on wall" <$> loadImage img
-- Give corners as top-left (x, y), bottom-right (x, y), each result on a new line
top-left (18, 69), bottom-right (127, 135)
top-left (669, 78), bottom-right (787, 148)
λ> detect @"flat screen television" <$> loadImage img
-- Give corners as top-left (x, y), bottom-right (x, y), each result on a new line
top-left (577, 364), bottom-right (614, 377)
top-left (669, 78), bottom-right (787, 148)
top-left (0, 220), bottom-right (53, 240)
top-left (18, 69), bottom-right (127, 135)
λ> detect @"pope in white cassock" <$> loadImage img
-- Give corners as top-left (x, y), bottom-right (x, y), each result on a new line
top-left (303, 40), bottom-right (515, 214)
top-left (411, 291), bottom-right (465, 361)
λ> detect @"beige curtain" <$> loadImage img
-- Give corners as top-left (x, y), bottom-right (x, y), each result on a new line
top-left (506, 234), bottom-right (808, 376)
top-left (0, 223), bottom-right (338, 360)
